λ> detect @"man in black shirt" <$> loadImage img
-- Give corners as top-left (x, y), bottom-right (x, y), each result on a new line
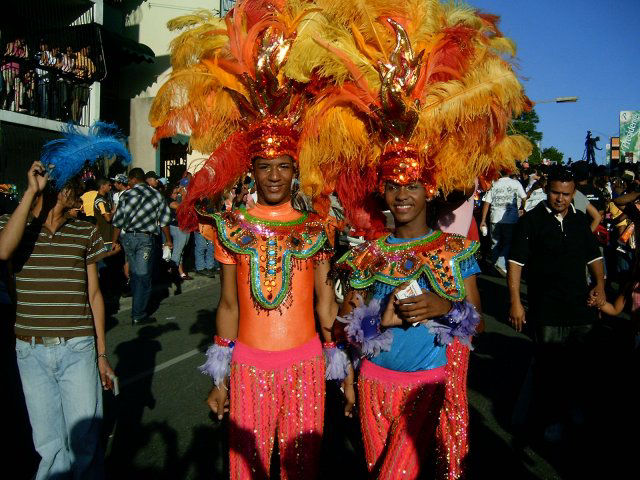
top-left (507, 166), bottom-right (604, 442)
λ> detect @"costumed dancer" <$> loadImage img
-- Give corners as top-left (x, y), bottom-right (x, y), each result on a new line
top-left (149, 2), bottom-right (343, 478)
top-left (289, 0), bottom-right (532, 477)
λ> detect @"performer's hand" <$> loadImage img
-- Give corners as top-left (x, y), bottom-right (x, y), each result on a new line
top-left (381, 283), bottom-right (406, 327)
top-left (207, 380), bottom-right (229, 420)
top-left (509, 301), bottom-right (526, 332)
top-left (341, 364), bottom-right (356, 418)
top-left (396, 290), bottom-right (452, 324)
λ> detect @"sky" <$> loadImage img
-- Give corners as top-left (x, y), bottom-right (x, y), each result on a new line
top-left (471, 0), bottom-right (640, 164)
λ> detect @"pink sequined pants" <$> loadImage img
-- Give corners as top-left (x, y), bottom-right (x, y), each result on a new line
top-left (229, 337), bottom-right (325, 480)
top-left (358, 359), bottom-right (446, 479)
top-left (437, 338), bottom-right (471, 480)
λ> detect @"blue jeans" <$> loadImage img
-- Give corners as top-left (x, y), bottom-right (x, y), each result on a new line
top-left (194, 232), bottom-right (218, 271)
top-left (170, 225), bottom-right (190, 266)
top-left (490, 222), bottom-right (515, 271)
top-left (16, 336), bottom-right (104, 480)
top-left (121, 233), bottom-right (154, 321)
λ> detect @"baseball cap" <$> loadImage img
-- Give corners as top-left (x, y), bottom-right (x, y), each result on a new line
top-left (112, 173), bottom-right (128, 184)
top-left (158, 177), bottom-right (169, 186)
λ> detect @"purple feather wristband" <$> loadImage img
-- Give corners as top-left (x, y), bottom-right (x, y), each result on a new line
top-left (199, 339), bottom-right (235, 387)
top-left (424, 300), bottom-right (480, 348)
top-left (337, 297), bottom-right (393, 358)
top-left (323, 344), bottom-right (350, 381)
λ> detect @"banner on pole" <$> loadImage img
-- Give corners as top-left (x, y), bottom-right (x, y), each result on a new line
top-left (620, 111), bottom-right (640, 163)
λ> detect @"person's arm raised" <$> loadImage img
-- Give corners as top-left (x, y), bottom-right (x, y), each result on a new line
top-left (0, 161), bottom-right (47, 260)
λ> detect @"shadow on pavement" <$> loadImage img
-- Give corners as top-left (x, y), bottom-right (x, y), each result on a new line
top-left (105, 322), bottom-right (180, 478)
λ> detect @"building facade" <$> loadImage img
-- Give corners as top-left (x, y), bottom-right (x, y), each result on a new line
top-left (0, 0), bottom-right (108, 191)
top-left (106, 0), bottom-right (224, 183)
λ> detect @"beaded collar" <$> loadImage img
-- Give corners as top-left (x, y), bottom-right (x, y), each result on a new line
top-left (337, 231), bottom-right (479, 301)
top-left (207, 207), bottom-right (331, 309)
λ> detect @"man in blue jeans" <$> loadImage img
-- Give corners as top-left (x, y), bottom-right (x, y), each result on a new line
top-left (111, 168), bottom-right (172, 325)
top-left (194, 229), bottom-right (219, 277)
top-left (0, 161), bottom-right (115, 479)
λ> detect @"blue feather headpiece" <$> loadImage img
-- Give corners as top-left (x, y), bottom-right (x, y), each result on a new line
top-left (41, 121), bottom-right (132, 188)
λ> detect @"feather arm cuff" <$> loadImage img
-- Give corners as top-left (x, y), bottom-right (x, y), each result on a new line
top-left (323, 344), bottom-right (350, 381)
top-left (337, 297), bottom-right (393, 358)
top-left (199, 336), bottom-right (235, 386)
top-left (424, 300), bottom-right (480, 348)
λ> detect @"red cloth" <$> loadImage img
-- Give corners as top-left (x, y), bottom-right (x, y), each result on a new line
top-left (229, 338), bottom-right (325, 479)
top-left (358, 360), bottom-right (446, 479)
top-left (436, 338), bottom-right (471, 479)
top-left (467, 216), bottom-right (479, 241)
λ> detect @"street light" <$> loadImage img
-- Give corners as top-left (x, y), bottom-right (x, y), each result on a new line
top-left (534, 96), bottom-right (579, 104)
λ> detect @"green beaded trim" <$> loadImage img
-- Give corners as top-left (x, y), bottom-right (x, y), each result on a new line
top-left (337, 234), bottom-right (479, 301)
top-left (378, 231), bottom-right (442, 251)
top-left (210, 211), bottom-right (328, 309)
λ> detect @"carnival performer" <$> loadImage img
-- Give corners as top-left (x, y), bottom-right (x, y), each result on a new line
top-left (149, 2), bottom-right (341, 478)
top-left (288, 0), bottom-right (533, 477)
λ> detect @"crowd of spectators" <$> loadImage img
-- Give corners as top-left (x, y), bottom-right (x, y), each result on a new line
top-left (69, 168), bottom-right (264, 323)
top-left (476, 160), bottom-right (640, 290)
top-left (0, 37), bottom-right (96, 123)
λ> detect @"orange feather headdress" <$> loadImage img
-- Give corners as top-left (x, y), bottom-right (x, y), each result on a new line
top-left (149, 0), bottom-right (321, 230)
top-left (286, 0), bottom-right (533, 237)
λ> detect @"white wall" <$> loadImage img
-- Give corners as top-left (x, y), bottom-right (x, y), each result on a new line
top-left (126, 1), bottom-right (222, 170)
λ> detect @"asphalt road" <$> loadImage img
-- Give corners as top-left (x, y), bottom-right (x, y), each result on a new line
top-left (7, 271), bottom-right (636, 479)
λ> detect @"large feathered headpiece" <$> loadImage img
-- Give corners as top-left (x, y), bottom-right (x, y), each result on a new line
top-left (41, 122), bottom-right (131, 188)
top-left (286, 0), bottom-right (533, 236)
top-left (149, 0), bottom-right (323, 231)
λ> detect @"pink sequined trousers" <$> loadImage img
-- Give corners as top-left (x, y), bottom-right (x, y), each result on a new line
top-left (436, 338), bottom-right (471, 480)
top-left (229, 337), bottom-right (325, 480)
top-left (358, 359), bottom-right (446, 480)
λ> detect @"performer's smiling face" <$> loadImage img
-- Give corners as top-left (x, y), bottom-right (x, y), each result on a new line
top-left (384, 181), bottom-right (428, 225)
top-left (253, 155), bottom-right (295, 206)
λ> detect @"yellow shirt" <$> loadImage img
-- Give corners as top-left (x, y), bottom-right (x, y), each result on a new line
top-left (608, 201), bottom-right (628, 228)
top-left (81, 191), bottom-right (98, 217)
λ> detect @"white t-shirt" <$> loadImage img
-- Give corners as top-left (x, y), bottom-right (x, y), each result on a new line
top-left (113, 190), bottom-right (123, 208)
top-left (524, 188), bottom-right (546, 212)
top-left (484, 177), bottom-right (526, 224)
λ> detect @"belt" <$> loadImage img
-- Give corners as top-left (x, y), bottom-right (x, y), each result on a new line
top-left (16, 335), bottom-right (70, 345)
top-left (124, 230), bottom-right (154, 235)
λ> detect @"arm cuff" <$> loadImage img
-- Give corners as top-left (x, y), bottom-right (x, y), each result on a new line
top-left (508, 259), bottom-right (525, 267)
top-left (587, 256), bottom-right (604, 265)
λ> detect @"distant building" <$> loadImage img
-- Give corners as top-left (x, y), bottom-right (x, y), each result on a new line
top-left (0, 0), bottom-right (109, 190)
top-left (0, 0), bottom-right (160, 192)
top-left (103, 0), bottom-right (224, 184)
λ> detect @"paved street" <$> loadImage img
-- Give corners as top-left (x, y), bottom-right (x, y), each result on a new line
top-left (7, 271), bottom-right (635, 479)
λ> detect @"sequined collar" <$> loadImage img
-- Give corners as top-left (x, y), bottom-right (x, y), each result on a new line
top-left (337, 232), bottom-right (479, 301)
top-left (207, 208), bottom-right (331, 309)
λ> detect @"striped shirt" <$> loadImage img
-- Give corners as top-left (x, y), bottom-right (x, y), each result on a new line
top-left (112, 183), bottom-right (171, 233)
top-left (0, 214), bottom-right (107, 337)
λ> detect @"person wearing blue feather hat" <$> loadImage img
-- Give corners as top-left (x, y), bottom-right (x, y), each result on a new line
top-left (0, 122), bottom-right (131, 480)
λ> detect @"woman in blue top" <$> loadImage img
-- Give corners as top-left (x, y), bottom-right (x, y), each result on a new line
top-left (335, 179), bottom-right (482, 479)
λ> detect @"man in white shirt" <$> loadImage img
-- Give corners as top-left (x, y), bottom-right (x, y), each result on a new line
top-left (480, 173), bottom-right (527, 275)
top-left (111, 174), bottom-right (129, 208)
